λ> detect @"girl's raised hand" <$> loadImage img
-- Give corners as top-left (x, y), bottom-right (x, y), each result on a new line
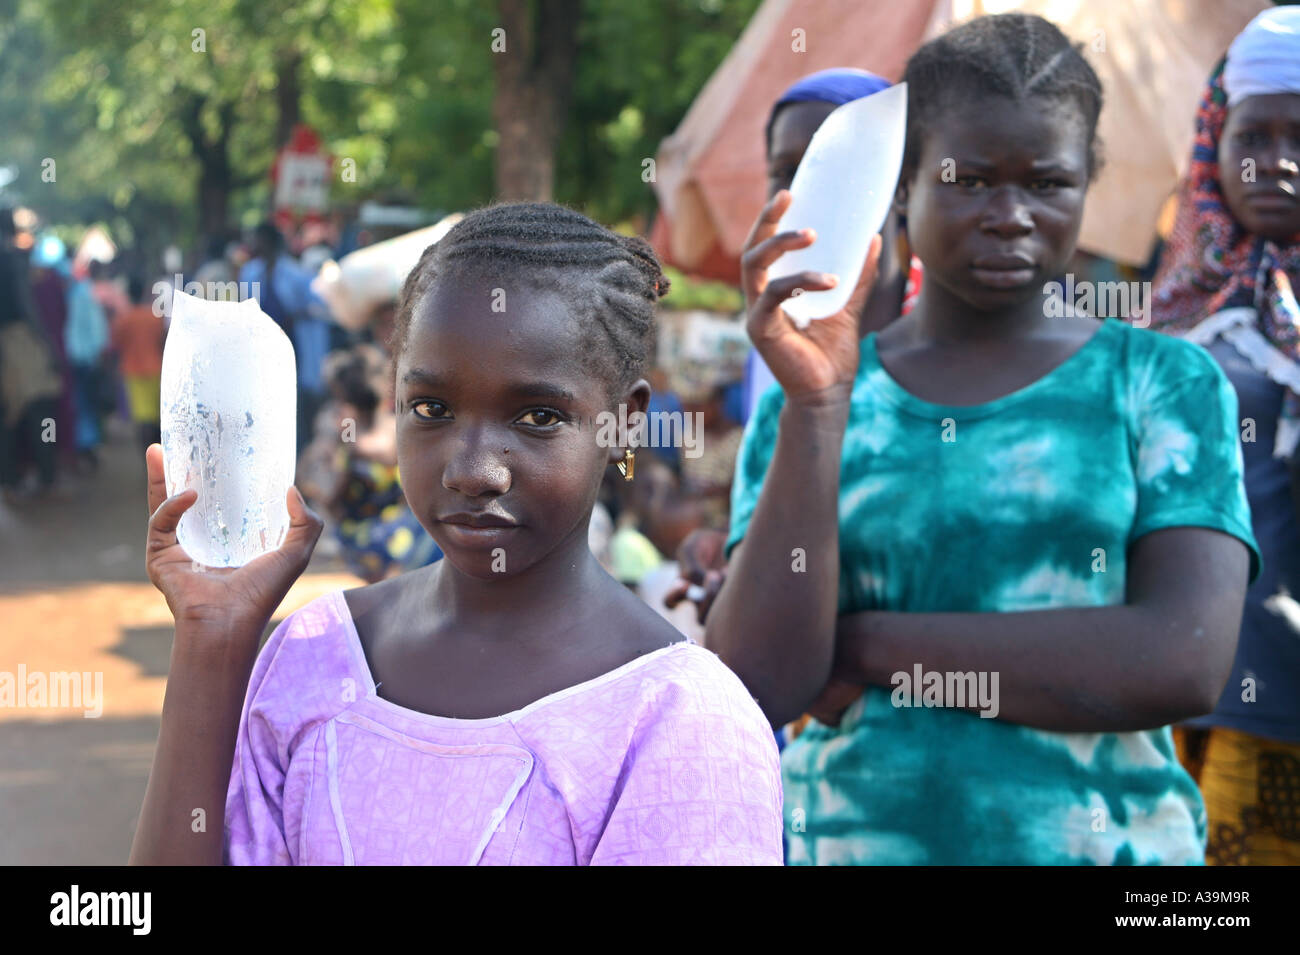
top-left (741, 189), bottom-right (881, 402)
top-left (145, 443), bottom-right (323, 641)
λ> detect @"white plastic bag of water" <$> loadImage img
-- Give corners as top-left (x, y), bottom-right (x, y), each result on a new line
top-left (768, 82), bottom-right (908, 327)
top-left (160, 289), bottom-right (297, 567)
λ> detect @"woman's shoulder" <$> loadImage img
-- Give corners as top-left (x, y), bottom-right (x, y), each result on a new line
top-left (581, 629), bottom-right (773, 737)
top-left (243, 588), bottom-right (369, 720)
top-left (1112, 318), bottom-right (1225, 382)
top-left (509, 637), bottom-right (778, 783)
top-left (641, 641), bottom-right (775, 725)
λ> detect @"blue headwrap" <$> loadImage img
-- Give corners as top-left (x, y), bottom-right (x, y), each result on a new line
top-left (773, 67), bottom-right (891, 110)
top-left (766, 68), bottom-right (892, 146)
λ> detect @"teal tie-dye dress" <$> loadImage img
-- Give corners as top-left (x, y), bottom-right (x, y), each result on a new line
top-left (726, 318), bottom-right (1261, 865)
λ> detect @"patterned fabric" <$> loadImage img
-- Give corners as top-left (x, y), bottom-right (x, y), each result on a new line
top-left (223, 590), bottom-right (784, 865)
top-left (1175, 726), bottom-right (1300, 865)
top-left (727, 318), bottom-right (1261, 865)
top-left (1147, 59), bottom-right (1300, 455)
top-left (333, 447), bottom-right (441, 581)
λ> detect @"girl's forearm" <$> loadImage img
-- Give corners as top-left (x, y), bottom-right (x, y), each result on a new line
top-left (705, 389), bottom-right (851, 726)
top-left (837, 605), bottom-right (1230, 733)
top-left (128, 627), bottom-right (260, 865)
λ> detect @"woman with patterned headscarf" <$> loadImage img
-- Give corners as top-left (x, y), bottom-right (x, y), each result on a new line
top-left (1144, 5), bottom-right (1300, 866)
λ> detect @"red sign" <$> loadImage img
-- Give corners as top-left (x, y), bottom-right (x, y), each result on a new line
top-left (271, 124), bottom-right (332, 239)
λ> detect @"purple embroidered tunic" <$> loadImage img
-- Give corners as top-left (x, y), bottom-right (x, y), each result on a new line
top-left (223, 590), bottom-right (784, 865)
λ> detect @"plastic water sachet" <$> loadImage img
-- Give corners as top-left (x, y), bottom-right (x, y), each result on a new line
top-left (768, 82), bottom-right (908, 327)
top-left (160, 289), bottom-right (297, 568)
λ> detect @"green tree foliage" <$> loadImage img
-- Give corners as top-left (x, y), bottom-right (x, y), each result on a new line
top-left (0, 0), bottom-right (760, 262)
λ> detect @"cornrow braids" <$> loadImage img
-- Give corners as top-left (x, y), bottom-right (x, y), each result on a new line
top-left (390, 202), bottom-right (669, 399)
top-left (901, 13), bottom-right (1104, 180)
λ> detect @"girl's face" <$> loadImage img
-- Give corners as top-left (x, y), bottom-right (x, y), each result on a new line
top-left (395, 268), bottom-right (641, 580)
top-left (900, 95), bottom-right (1091, 312)
top-left (767, 100), bottom-right (838, 198)
top-left (1217, 92), bottom-right (1300, 243)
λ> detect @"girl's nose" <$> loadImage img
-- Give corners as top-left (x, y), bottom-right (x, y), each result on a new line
top-left (979, 187), bottom-right (1033, 236)
top-left (442, 430), bottom-right (511, 498)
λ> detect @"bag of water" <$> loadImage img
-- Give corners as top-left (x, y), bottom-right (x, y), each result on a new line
top-left (160, 289), bottom-right (297, 567)
top-left (768, 82), bottom-right (908, 327)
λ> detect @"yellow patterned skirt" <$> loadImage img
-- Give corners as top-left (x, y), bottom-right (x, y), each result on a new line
top-left (1174, 725), bottom-right (1300, 865)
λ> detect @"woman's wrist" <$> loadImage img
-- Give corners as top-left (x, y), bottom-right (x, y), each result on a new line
top-left (784, 379), bottom-right (855, 413)
top-left (835, 610), bottom-right (889, 685)
top-left (780, 384), bottom-right (854, 441)
top-left (170, 616), bottom-right (265, 672)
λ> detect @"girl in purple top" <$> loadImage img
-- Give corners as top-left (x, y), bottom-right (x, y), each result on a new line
top-left (130, 203), bottom-right (783, 865)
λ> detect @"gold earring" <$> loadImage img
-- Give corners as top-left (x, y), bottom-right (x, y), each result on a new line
top-left (616, 449), bottom-right (635, 481)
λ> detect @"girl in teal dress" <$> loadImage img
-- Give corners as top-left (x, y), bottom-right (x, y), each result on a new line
top-left (708, 13), bottom-right (1261, 864)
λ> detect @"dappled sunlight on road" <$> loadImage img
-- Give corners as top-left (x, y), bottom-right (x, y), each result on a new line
top-left (1, 572), bottom-right (360, 723)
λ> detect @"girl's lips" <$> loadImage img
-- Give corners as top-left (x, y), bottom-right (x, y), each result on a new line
top-left (1245, 192), bottom-right (1298, 211)
top-left (971, 266), bottom-right (1036, 289)
top-left (438, 521), bottom-right (522, 549)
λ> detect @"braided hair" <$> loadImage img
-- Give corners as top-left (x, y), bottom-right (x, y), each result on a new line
top-left (390, 202), bottom-right (669, 399)
top-left (902, 13), bottom-right (1104, 180)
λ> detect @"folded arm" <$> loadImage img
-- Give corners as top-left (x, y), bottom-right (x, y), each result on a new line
top-left (831, 527), bottom-right (1250, 732)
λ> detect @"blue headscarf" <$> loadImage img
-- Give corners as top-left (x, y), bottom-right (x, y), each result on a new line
top-left (772, 67), bottom-right (891, 111)
top-left (765, 67), bottom-right (891, 147)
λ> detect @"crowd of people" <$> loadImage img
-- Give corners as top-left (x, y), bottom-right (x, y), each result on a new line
top-left (6, 6), bottom-right (1294, 866)
top-left (0, 232), bottom-right (162, 501)
top-left (0, 204), bottom-right (749, 598)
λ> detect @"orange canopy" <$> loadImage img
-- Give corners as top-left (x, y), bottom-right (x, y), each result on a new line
top-left (652, 0), bottom-right (1269, 281)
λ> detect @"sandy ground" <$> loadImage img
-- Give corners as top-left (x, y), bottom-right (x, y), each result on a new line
top-left (0, 416), bottom-right (358, 864)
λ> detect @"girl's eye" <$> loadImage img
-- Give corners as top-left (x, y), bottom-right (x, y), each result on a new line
top-left (1030, 179), bottom-right (1067, 192)
top-left (410, 400), bottom-right (450, 420)
top-left (955, 175), bottom-right (987, 190)
top-left (516, 408), bottom-right (565, 428)
top-left (1236, 130), bottom-right (1268, 148)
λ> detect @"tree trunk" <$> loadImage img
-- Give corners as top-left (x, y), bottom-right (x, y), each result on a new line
top-left (197, 166), bottom-right (230, 245)
top-left (182, 95), bottom-right (233, 248)
top-left (275, 49), bottom-right (302, 149)
top-left (492, 0), bottom-right (582, 200)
